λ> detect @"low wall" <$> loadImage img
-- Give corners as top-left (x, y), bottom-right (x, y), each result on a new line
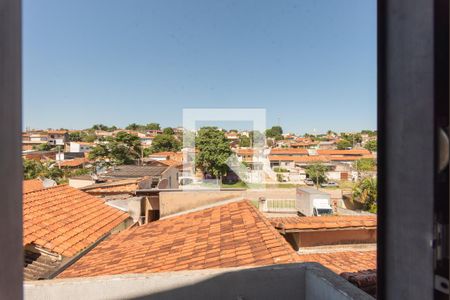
top-left (285, 228), bottom-right (377, 250)
top-left (159, 190), bottom-right (244, 217)
top-left (24, 263), bottom-right (373, 300)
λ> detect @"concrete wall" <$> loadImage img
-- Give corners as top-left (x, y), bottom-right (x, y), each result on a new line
top-left (69, 178), bottom-right (95, 189)
top-left (161, 166), bottom-right (179, 189)
top-left (24, 263), bottom-right (372, 300)
top-left (285, 229), bottom-right (377, 250)
top-left (159, 190), bottom-right (243, 217)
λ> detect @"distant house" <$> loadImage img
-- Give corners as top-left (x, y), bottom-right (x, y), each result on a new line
top-left (103, 165), bottom-right (179, 189)
top-left (47, 130), bottom-right (69, 146)
top-left (69, 142), bottom-right (94, 153)
top-left (318, 140), bottom-right (337, 150)
top-left (58, 157), bottom-right (88, 169)
top-left (23, 185), bottom-right (131, 280)
top-left (146, 151), bottom-right (183, 162)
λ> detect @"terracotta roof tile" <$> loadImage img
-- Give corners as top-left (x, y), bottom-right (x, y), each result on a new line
top-left (81, 179), bottom-right (140, 194)
top-left (268, 155), bottom-right (330, 163)
top-left (59, 158), bottom-right (88, 167)
top-left (270, 149), bottom-right (309, 155)
top-left (23, 179), bottom-right (44, 193)
top-left (297, 251), bottom-right (376, 274)
top-left (316, 149), bottom-right (371, 156)
top-left (269, 215), bottom-right (377, 231)
top-left (58, 200), bottom-right (298, 278)
top-left (23, 185), bottom-right (129, 257)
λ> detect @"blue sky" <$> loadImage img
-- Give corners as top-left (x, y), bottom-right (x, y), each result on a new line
top-left (23, 0), bottom-right (376, 134)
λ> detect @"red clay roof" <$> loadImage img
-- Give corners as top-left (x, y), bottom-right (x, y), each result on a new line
top-left (23, 185), bottom-right (129, 257)
top-left (270, 215), bottom-right (377, 231)
top-left (317, 149), bottom-right (371, 156)
top-left (270, 148), bottom-right (309, 155)
top-left (23, 179), bottom-right (44, 193)
top-left (297, 251), bottom-right (376, 274)
top-left (58, 200), bottom-right (298, 278)
top-left (328, 155), bottom-right (374, 161)
top-left (82, 179), bottom-right (140, 194)
top-left (268, 155), bottom-right (330, 163)
top-left (59, 158), bottom-right (88, 167)
top-left (158, 159), bottom-right (182, 167)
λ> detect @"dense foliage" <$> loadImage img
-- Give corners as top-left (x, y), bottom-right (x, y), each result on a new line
top-left (305, 163), bottom-right (328, 187)
top-left (89, 131), bottom-right (142, 165)
top-left (265, 126), bottom-right (283, 140)
top-left (149, 134), bottom-right (181, 153)
top-left (195, 127), bottom-right (232, 179)
top-left (364, 139), bottom-right (377, 152)
top-left (125, 123), bottom-right (161, 132)
top-left (353, 177), bottom-right (377, 213)
top-left (336, 140), bottom-right (352, 150)
top-left (23, 159), bottom-right (89, 184)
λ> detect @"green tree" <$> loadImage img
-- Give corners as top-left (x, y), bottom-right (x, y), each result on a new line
top-left (195, 127), bottom-right (232, 179)
top-left (23, 159), bottom-right (65, 183)
top-left (146, 123), bottom-right (161, 130)
top-left (162, 127), bottom-right (175, 135)
top-left (82, 133), bottom-right (97, 143)
top-left (91, 124), bottom-right (110, 131)
top-left (23, 159), bottom-right (44, 179)
top-left (69, 132), bottom-right (83, 142)
top-left (354, 158), bottom-right (376, 180)
top-left (36, 143), bottom-right (52, 151)
top-left (125, 123), bottom-right (140, 131)
top-left (266, 126), bottom-right (283, 140)
top-left (89, 132), bottom-right (141, 165)
top-left (239, 135), bottom-right (251, 147)
top-left (361, 130), bottom-right (377, 137)
top-left (340, 133), bottom-right (362, 145)
top-left (336, 140), bottom-right (352, 150)
top-left (364, 140), bottom-right (377, 152)
top-left (305, 163), bottom-right (328, 188)
top-left (354, 158), bottom-right (376, 172)
top-left (353, 177), bottom-right (377, 213)
top-left (150, 134), bottom-right (181, 153)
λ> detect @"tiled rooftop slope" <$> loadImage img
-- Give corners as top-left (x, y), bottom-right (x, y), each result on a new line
top-left (59, 200), bottom-right (299, 278)
top-left (23, 185), bottom-right (129, 257)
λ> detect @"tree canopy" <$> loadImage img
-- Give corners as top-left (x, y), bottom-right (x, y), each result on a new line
top-left (91, 124), bottom-right (117, 132)
top-left (125, 123), bottom-right (161, 132)
top-left (89, 131), bottom-right (141, 165)
top-left (195, 127), bottom-right (232, 179)
top-left (305, 163), bottom-right (328, 187)
top-left (149, 134), bottom-right (181, 153)
top-left (353, 177), bottom-right (377, 213)
top-left (354, 158), bottom-right (376, 172)
top-left (364, 139), bottom-right (377, 152)
top-left (265, 126), bottom-right (283, 140)
top-left (336, 140), bottom-right (352, 150)
top-left (162, 127), bottom-right (175, 135)
top-left (239, 135), bottom-right (251, 147)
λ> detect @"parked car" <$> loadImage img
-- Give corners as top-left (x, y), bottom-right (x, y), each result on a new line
top-left (304, 178), bottom-right (314, 186)
top-left (320, 181), bottom-right (339, 188)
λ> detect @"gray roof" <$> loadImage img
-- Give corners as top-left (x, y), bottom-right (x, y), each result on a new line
top-left (104, 165), bottom-right (168, 178)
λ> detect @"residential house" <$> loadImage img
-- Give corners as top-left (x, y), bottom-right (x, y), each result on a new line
top-left (103, 165), bottom-right (179, 189)
top-left (47, 130), bottom-right (69, 146)
top-left (68, 142), bottom-right (94, 153)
